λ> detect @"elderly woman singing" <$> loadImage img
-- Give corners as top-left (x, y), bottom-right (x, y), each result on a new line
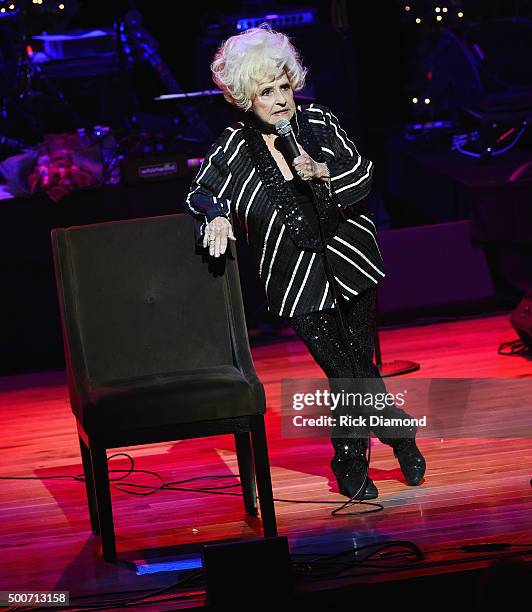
top-left (185, 25), bottom-right (426, 501)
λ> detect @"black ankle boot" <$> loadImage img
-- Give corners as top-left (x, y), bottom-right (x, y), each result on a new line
top-left (331, 437), bottom-right (378, 500)
top-left (384, 438), bottom-right (426, 486)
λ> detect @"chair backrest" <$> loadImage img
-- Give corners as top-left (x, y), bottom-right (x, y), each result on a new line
top-left (52, 214), bottom-right (242, 386)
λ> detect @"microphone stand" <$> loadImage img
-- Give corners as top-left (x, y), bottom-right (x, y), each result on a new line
top-left (373, 294), bottom-right (420, 377)
top-left (277, 118), bottom-right (420, 380)
top-left (279, 116), bottom-right (417, 502)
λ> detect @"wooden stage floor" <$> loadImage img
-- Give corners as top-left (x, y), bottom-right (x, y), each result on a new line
top-left (1, 312), bottom-right (531, 610)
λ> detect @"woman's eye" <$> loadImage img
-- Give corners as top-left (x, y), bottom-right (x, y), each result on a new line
top-left (261, 89), bottom-right (271, 96)
top-left (281, 84), bottom-right (290, 90)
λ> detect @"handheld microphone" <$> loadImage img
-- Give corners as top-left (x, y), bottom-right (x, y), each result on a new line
top-left (274, 118), bottom-right (300, 163)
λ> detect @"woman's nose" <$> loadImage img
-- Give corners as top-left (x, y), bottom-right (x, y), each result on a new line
top-left (274, 89), bottom-right (287, 105)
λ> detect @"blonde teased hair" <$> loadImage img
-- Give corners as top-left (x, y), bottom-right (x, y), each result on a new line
top-left (211, 24), bottom-right (307, 111)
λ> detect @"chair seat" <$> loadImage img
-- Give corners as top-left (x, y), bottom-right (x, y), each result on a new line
top-left (75, 365), bottom-right (265, 434)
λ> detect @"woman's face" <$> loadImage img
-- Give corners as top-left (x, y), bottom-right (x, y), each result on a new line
top-left (251, 72), bottom-right (295, 128)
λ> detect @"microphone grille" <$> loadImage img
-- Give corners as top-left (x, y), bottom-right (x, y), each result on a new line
top-left (274, 118), bottom-right (292, 136)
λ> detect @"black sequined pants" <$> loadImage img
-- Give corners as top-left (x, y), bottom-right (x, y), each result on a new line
top-left (282, 287), bottom-right (416, 443)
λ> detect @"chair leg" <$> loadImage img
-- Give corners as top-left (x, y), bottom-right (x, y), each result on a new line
top-left (90, 443), bottom-right (117, 560)
top-left (78, 435), bottom-right (99, 534)
top-left (234, 432), bottom-right (258, 516)
top-left (250, 416), bottom-right (277, 537)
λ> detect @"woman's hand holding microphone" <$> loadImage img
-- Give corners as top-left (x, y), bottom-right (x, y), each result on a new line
top-left (203, 216), bottom-right (236, 257)
top-left (292, 145), bottom-right (330, 183)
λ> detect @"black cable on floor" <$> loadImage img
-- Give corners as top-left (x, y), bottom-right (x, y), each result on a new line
top-left (0, 451), bottom-right (385, 514)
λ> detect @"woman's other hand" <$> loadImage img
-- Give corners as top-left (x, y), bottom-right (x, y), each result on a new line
top-left (203, 216), bottom-right (236, 257)
top-left (292, 145), bottom-right (330, 182)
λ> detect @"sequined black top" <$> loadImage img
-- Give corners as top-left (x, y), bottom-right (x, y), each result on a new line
top-left (284, 178), bottom-right (320, 238)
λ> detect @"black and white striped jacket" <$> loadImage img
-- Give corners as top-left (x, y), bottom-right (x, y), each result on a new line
top-left (185, 103), bottom-right (385, 318)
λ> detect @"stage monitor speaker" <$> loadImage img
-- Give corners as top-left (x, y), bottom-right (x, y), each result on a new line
top-left (377, 220), bottom-right (495, 318)
top-left (509, 288), bottom-right (532, 348)
top-left (202, 536), bottom-right (293, 609)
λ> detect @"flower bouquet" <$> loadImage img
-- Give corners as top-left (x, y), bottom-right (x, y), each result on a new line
top-left (0, 131), bottom-right (106, 203)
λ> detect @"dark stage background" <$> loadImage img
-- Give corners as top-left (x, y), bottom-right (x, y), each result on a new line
top-left (2, 0), bottom-right (532, 373)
